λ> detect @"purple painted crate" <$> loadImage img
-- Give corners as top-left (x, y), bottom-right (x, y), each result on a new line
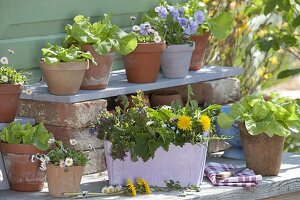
top-left (104, 141), bottom-right (207, 187)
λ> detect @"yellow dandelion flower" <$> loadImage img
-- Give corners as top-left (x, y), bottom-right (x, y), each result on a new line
top-left (199, 115), bottom-right (211, 132)
top-left (177, 115), bottom-right (192, 131)
top-left (136, 178), bottom-right (143, 187)
top-left (127, 179), bottom-right (136, 196)
top-left (142, 179), bottom-right (151, 195)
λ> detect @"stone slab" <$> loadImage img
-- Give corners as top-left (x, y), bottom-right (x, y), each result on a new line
top-left (17, 99), bottom-right (107, 128)
top-left (0, 153), bottom-right (9, 191)
top-left (20, 66), bottom-right (244, 103)
top-left (0, 117), bottom-right (35, 131)
top-left (0, 152), bottom-right (300, 199)
top-left (83, 148), bottom-right (106, 175)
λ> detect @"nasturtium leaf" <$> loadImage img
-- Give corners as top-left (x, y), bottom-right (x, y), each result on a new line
top-left (264, 0), bottom-right (278, 15)
top-left (207, 12), bottom-right (233, 40)
top-left (278, 0), bottom-right (291, 12)
top-left (217, 113), bottom-right (235, 129)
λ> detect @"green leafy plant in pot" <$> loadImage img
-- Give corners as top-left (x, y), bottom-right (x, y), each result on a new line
top-left (0, 50), bottom-right (28, 122)
top-left (122, 18), bottom-right (165, 83)
top-left (217, 95), bottom-right (300, 176)
top-left (62, 14), bottom-right (137, 89)
top-left (32, 139), bottom-right (88, 197)
top-left (182, 0), bottom-right (232, 71)
top-left (40, 43), bottom-right (95, 95)
top-left (0, 122), bottom-right (53, 191)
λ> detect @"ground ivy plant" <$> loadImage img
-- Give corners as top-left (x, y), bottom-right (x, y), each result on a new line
top-left (217, 95), bottom-right (300, 137)
top-left (41, 43), bottom-right (95, 65)
top-left (92, 86), bottom-right (223, 162)
top-left (0, 122), bottom-right (53, 151)
top-left (62, 14), bottom-right (137, 55)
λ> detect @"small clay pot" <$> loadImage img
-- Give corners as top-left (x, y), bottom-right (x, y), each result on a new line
top-left (40, 61), bottom-right (89, 95)
top-left (123, 42), bottom-right (166, 83)
top-left (0, 84), bottom-right (21, 123)
top-left (80, 45), bottom-right (115, 90)
top-left (150, 91), bottom-right (183, 107)
top-left (239, 122), bottom-right (284, 176)
top-left (189, 33), bottom-right (210, 71)
top-left (161, 43), bottom-right (195, 79)
top-left (47, 165), bottom-right (84, 197)
top-left (0, 143), bottom-right (46, 192)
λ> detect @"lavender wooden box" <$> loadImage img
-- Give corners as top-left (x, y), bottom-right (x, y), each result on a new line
top-left (104, 141), bottom-right (207, 187)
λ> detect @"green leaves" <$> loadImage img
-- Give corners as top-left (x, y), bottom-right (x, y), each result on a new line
top-left (264, 0), bottom-right (291, 15)
top-left (0, 122), bottom-right (53, 151)
top-left (41, 43), bottom-right (95, 64)
top-left (207, 13), bottom-right (233, 40)
top-left (217, 113), bottom-right (235, 129)
top-left (277, 68), bottom-right (300, 79)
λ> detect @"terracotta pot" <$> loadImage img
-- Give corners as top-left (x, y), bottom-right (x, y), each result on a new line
top-left (116, 94), bottom-right (151, 109)
top-left (189, 33), bottom-right (210, 71)
top-left (40, 61), bottom-right (89, 95)
top-left (122, 42), bottom-right (166, 83)
top-left (0, 143), bottom-right (46, 191)
top-left (80, 45), bottom-right (115, 90)
top-left (150, 91), bottom-right (183, 107)
top-left (0, 84), bottom-right (21, 123)
top-left (239, 123), bottom-right (284, 176)
top-left (47, 164), bottom-right (84, 197)
top-left (161, 43), bottom-right (195, 78)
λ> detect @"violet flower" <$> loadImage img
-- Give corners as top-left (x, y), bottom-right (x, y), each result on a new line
top-left (168, 5), bottom-right (179, 19)
top-left (179, 7), bottom-right (185, 17)
top-left (194, 11), bottom-right (205, 24)
top-left (178, 17), bottom-right (188, 28)
top-left (155, 6), bottom-right (168, 19)
top-left (139, 23), bottom-right (149, 35)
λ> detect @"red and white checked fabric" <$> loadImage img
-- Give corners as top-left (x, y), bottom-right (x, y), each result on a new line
top-left (205, 162), bottom-right (263, 187)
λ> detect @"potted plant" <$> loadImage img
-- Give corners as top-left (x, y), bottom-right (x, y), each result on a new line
top-left (63, 14), bottom-right (137, 89)
top-left (40, 43), bottom-right (95, 95)
top-left (122, 19), bottom-right (165, 83)
top-left (182, 0), bottom-right (232, 71)
top-left (92, 86), bottom-right (221, 187)
top-left (32, 139), bottom-right (89, 197)
top-left (217, 95), bottom-right (300, 176)
top-left (0, 50), bottom-right (27, 123)
top-left (0, 122), bottom-right (53, 191)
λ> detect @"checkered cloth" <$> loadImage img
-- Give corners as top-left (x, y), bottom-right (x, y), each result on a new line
top-left (205, 162), bottom-right (263, 187)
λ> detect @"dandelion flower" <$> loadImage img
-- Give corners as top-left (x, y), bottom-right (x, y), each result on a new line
top-left (177, 115), bottom-right (192, 131)
top-left (126, 179), bottom-right (136, 196)
top-left (24, 88), bottom-right (33, 95)
top-left (59, 160), bottom-right (65, 168)
top-left (69, 139), bottom-right (77, 146)
top-left (132, 25), bottom-right (140, 31)
top-left (154, 36), bottom-right (162, 43)
top-left (136, 178), bottom-right (143, 187)
top-left (101, 186), bottom-right (108, 193)
top-left (108, 186), bottom-right (115, 193)
top-left (65, 158), bottom-right (73, 167)
top-left (142, 179), bottom-right (151, 194)
top-left (0, 57), bottom-right (8, 65)
top-left (199, 115), bottom-right (211, 132)
top-left (48, 138), bottom-right (55, 144)
top-left (1, 75), bottom-right (8, 83)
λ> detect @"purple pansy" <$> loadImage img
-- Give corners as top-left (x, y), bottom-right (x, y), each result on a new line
top-left (184, 19), bottom-right (199, 36)
top-left (139, 23), bottom-right (148, 35)
top-left (194, 10), bottom-right (205, 24)
top-left (179, 7), bottom-right (185, 17)
top-left (167, 5), bottom-right (179, 19)
top-left (178, 17), bottom-right (189, 28)
top-left (155, 6), bottom-right (168, 19)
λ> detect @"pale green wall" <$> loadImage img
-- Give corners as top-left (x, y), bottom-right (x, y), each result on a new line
top-left (0, 0), bottom-right (183, 82)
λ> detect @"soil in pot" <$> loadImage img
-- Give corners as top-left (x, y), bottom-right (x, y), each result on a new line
top-left (189, 33), bottom-right (210, 71)
top-left (150, 91), bottom-right (183, 107)
top-left (123, 42), bottom-right (166, 83)
top-left (40, 61), bottom-right (89, 95)
top-left (0, 143), bottom-right (46, 192)
top-left (161, 43), bottom-right (195, 79)
top-left (47, 165), bottom-right (84, 197)
top-left (80, 45), bottom-right (115, 90)
top-left (0, 84), bottom-right (21, 123)
top-left (239, 123), bottom-right (284, 176)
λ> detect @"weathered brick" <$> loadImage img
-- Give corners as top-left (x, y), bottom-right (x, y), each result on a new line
top-left (45, 125), bottom-right (103, 151)
top-left (154, 78), bottom-right (240, 105)
top-left (17, 99), bottom-right (107, 128)
top-left (83, 148), bottom-right (106, 175)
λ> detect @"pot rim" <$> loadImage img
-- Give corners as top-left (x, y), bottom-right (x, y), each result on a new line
top-left (40, 60), bottom-right (89, 71)
top-left (165, 42), bottom-right (195, 52)
top-left (0, 142), bottom-right (45, 154)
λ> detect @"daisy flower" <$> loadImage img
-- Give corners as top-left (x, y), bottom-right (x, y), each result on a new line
top-left (132, 25), bottom-right (140, 31)
top-left (48, 138), bottom-right (55, 144)
top-left (0, 57), bottom-right (8, 65)
top-left (65, 158), bottom-right (73, 167)
top-left (115, 185), bottom-right (122, 192)
top-left (154, 36), bottom-right (162, 43)
top-left (69, 139), bottom-right (77, 146)
top-left (1, 75), bottom-right (8, 83)
top-left (24, 88), bottom-right (33, 95)
top-left (59, 160), bottom-right (65, 168)
top-left (101, 186), bottom-right (108, 193)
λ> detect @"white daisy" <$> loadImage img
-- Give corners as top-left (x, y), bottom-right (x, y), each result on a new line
top-left (154, 36), bottom-right (162, 43)
top-left (39, 162), bottom-right (47, 171)
top-left (24, 88), bottom-right (33, 95)
top-left (154, 31), bottom-right (159, 36)
top-left (115, 185), bottom-right (122, 192)
top-left (1, 75), bottom-right (8, 83)
top-left (0, 57), bottom-right (8, 65)
top-left (101, 186), bottom-right (108, 193)
top-left (132, 25), bottom-right (140, 31)
top-left (144, 21), bottom-right (151, 28)
top-left (69, 139), bottom-right (77, 146)
top-left (48, 138), bottom-right (55, 144)
top-left (44, 156), bottom-right (50, 162)
top-left (8, 49), bottom-right (14, 54)
top-left (65, 158), bottom-right (73, 167)
top-left (59, 160), bottom-right (65, 168)
top-left (108, 186), bottom-right (115, 193)
top-left (148, 28), bottom-right (155, 34)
